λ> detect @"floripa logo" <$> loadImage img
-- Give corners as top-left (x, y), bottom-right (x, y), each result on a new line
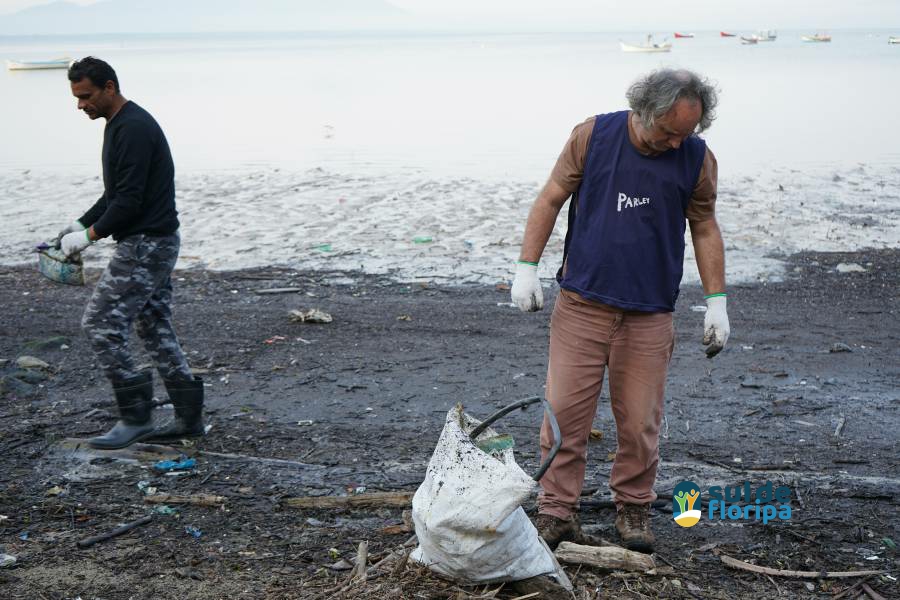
top-left (672, 480), bottom-right (702, 528)
top-left (671, 479), bottom-right (793, 528)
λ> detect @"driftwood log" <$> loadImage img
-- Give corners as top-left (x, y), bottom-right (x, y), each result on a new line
top-left (144, 493), bottom-right (225, 507)
top-left (282, 491), bottom-right (414, 510)
top-left (554, 542), bottom-right (656, 572)
top-left (720, 555), bottom-right (886, 578)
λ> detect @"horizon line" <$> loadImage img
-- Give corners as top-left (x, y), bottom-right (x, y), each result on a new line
top-left (2, 26), bottom-right (900, 38)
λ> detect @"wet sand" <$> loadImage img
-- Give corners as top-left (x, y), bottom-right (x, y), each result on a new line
top-left (0, 248), bottom-right (897, 598)
top-left (3, 163), bottom-right (899, 285)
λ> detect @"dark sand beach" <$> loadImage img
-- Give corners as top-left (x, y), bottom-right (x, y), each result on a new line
top-left (0, 248), bottom-right (897, 598)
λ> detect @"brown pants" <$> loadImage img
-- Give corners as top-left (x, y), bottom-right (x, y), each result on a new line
top-left (538, 289), bottom-right (674, 519)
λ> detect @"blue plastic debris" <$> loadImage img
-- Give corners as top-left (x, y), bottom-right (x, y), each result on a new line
top-left (153, 457), bottom-right (196, 472)
top-left (18, 531), bottom-right (29, 541)
top-left (185, 525), bottom-right (202, 539)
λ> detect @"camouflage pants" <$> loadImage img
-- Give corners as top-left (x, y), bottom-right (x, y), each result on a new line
top-left (82, 232), bottom-right (193, 383)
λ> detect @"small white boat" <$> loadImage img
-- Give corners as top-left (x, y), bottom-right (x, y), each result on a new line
top-left (6, 57), bottom-right (72, 71)
top-left (740, 36), bottom-right (759, 45)
top-left (756, 30), bottom-right (777, 41)
top-left (620, 35), bottom-right (672, 53)
top-left (801, 33), bottom-right (831, 43)
top-left (890, 36), bottom-right (900, 45)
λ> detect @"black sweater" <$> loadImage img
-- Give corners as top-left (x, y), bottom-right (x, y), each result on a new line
top-left (78, 101), bottom-right (179, 241)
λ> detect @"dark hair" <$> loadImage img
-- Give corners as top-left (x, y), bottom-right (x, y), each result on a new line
top-left (68, 56), bottom-right (120, 93)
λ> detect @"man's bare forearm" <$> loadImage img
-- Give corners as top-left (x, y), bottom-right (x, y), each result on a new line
top-left (519, 179), bottom-right (571, 263)
top-left (690, 218), bottom-right (726, 295)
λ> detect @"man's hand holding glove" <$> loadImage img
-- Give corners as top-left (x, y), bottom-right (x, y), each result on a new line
top-left (511, 261), bottom-right (544, 312)
top-left (703, 293), bottom-right (730, 358)
top-left (60, 228), bottom-right (93, 258)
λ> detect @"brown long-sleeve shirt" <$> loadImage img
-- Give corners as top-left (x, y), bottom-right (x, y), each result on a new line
top-left (549, 115), bottom-right (718, 222)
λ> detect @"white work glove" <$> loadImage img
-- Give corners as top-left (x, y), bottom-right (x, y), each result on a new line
top-left (511, 261), bottom-right (543, 312)
top-left (60, 229), bottom-right (92, 257)
top-left (703, 294), bottom-right (730, 358)
top-left (54, 220), bottom-right (84, 249)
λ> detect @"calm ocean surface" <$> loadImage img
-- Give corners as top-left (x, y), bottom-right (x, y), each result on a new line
top-left (1, 30), bottom-right (899, 177)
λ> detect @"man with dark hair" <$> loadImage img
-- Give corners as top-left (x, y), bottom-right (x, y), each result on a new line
top-left (66, 56), bottom-right (120, 93)
top-left (511, 68), bottom-right (729, 553)
top-left (57, 56), bottom-right (205, 449)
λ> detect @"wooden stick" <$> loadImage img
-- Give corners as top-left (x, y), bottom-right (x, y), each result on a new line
top-left (765, 574), bottom-right (783, 596)
top-left (834, 415), bottom-right (847, 437)
top-left (351, 541), bottom-right (368, 584)
top-left (144, 493), bottom-right (225, 507)
top-left (720, 555), bottom-right (885, 578)
top-left (330, 541), bottom-right (372, 595)
top-left (688, 451), bottom-right (745, 473)
top-left (832, 576), bottom-right (874, 600)
top-left (370, 548), bottom-right (400, 571)
top-left (197, 450), bottom-right (321, 469)
top-left (861, 583), bottom-right (887, 600)
top-left (76, 515), bottom-right (153, 548)
top-left (381, 508), bottom-right (416, 535)
top-left (379, 523), bottom-right (412, 535)
top-left (255, 287), bottom-right (303, 294)
top-left (580, 498), bottom-right (671, 510)
top-left (392, 548), bottom-right (412, 577)
top-left (555, 541), bottom-right (656, 572)
top-left (282, 491), bottom-right (414, 510)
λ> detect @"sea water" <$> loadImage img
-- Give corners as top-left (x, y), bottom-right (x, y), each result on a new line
top-left (1, 30), bottom-right (897, 281)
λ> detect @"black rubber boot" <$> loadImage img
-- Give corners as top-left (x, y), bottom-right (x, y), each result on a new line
top-left (88, 371), bottom-right (156, 450)
top-left (148, 376), bottom-right (205, 441)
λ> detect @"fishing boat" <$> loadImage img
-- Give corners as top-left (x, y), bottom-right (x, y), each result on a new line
top-left (890, 36), bottom-right (900, 45)
top-left (740, 36), bottom-right (759, 45)
top-left (674, 32), bottom-right (695, 39)
top-left (620, 35), bottom-right (672, 53)
top-left (801, 33), bottom-right (831, 43)
top-left (756, 29), bottom-right (777, 42)
top-left (6, 57), bottom-right (72, 71)
top-left (720, 31), bottom-right (736, 37)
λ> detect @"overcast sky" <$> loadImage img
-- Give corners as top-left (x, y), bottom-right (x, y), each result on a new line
top-left (1, 0), bottom-right (898, 29)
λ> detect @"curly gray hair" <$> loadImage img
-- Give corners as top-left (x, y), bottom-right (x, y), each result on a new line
top-left (626, 69), bottom-right (718, 133)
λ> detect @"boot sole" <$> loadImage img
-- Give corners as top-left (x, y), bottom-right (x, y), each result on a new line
top-left (87, 428), bottom-right (157, 450)
top-left (143, 431), bottom-right (205, 443)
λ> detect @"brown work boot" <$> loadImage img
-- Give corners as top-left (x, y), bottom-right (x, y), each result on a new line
top-left (615, 503), bottom-right (655, 553)
top-left (534, 513), bottom-right (603, 550)
top-left (534, 513), bottom-right (580, 550)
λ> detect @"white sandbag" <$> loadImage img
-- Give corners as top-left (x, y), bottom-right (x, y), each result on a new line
top-left (411, 404), bottom-right (565, 584)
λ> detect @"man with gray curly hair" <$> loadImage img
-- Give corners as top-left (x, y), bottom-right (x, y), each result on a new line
top-left (511, 68), bottom-right (729, 553)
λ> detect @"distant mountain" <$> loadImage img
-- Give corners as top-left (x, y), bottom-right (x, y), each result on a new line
top-left (0, 0), bottom-right (410, 35)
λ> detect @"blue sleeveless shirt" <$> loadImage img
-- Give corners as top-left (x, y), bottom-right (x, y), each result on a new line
top-left (556, 111), bottom-right (706, 312)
